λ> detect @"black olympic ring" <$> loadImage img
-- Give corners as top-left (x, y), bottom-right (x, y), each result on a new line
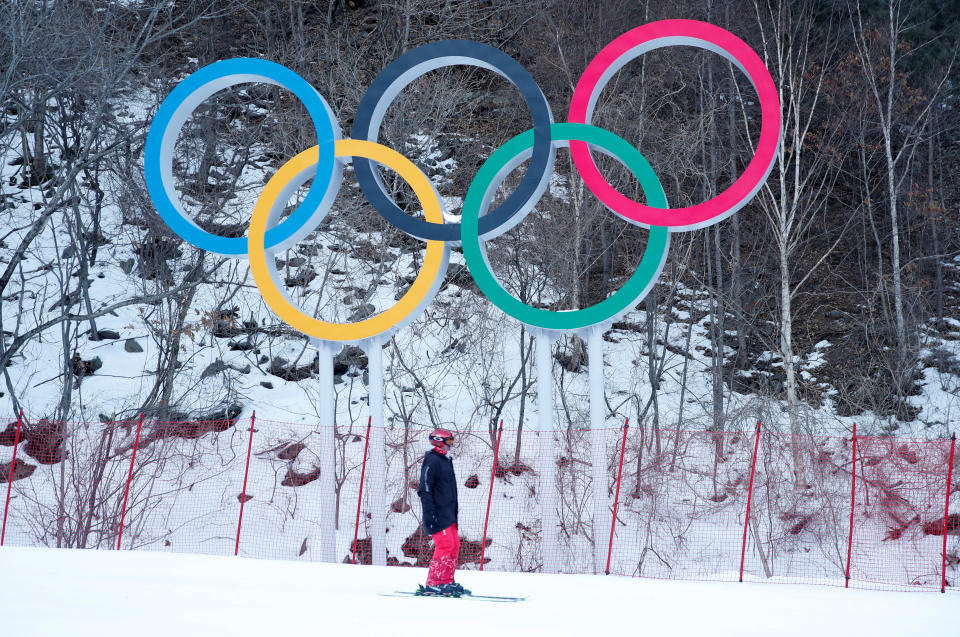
top-left (351, 40), bottom-right (556, 242)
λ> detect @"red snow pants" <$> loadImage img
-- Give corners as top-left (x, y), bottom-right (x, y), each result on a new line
top-left (426, 524), bottom-right (460, 586)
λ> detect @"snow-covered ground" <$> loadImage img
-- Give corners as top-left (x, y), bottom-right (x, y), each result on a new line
top-left (0, 545), bottom-right (954, 637)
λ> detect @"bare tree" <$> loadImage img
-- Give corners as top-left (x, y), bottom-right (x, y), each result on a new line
top-left (751, 0), bottom-right (847, 487)
top-left (849, 0), bottom-right (956, 362)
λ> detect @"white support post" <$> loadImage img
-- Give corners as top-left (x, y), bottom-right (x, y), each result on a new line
top-left (535, 329), bottom-right (560, 574)
top-left (363, 338), bottom-right (388, 566)
top-left (587, 326), bottom-right (608, 574)
top-left (316, 339), bottom-right (340, 563)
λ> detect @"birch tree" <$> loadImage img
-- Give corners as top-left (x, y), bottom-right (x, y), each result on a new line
top-left (751, 0), bottom-right (846, 486)
top-left (849, 0), bottom-right (956, 363)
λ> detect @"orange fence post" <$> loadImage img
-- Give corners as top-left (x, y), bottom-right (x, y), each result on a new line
top-left (845, 423), bottom-right (858, 588)
top-left (1, 409), bottom-right (24, 547)
top-left (480, 421), bottom-right (503, 571)
top-left (739, 420), bottom-right (762, 582)
top-left (235, 411), bottom-right (256, 556)
top-left (116, 413), bottom-right (144, 550)
top-left (351, 417), bottom-right (373, 565)
top-left (942, 433), bottom-right (956, 594)
top-left (605, 419), bottom-right (629, 575)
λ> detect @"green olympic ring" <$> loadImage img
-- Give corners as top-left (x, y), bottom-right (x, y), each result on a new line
top-left (461, 123), bottom-right (670, 331)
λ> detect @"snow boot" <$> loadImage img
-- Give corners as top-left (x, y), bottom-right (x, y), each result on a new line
top-left (438, 583), bottom-right (463, 597)
top-left (447, 582), bottom-right (471, 595)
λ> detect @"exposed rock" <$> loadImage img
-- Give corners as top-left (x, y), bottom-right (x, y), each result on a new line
top-left (401, 527), bottom-right (433, 567)
top-left (285, 267), bottom-right (317, 288)
top-left (148, 419), bottom-right (231, 441)
top-left (201, 359), bottom-right (229, 379)
top-left (281, 465), bottom-right (321, 487)
top-left (141, 403), bottom-right (243, 445)
top-left (554, 335), bottom-right (587, 373)
top-left (196, 219), bottom-right (245, 238)
top-left (95, 329), bottom-right (120, 340)
top-left (349, 303), bottom-right (377, 322)
top-left (208, 306), bottom-right (244, 338)
top-left (348, 537), bottom-right (373, 564)
top-left (923, 514), bottom-right (960, 536)
top-left (71, 353), bottom-right (102, 379)
top-left (443, 263), bottom-right (478, 292)
top-left (133, 234), bottom-right (181, 284)
top-left (268, 355), bottom-right (317, 381)
top-left (237, 493), bottom-right (253, 503)
top-left (277, 442), bottom-right (306, 460)
top-left (296, 243), bottom-right (320, 257)
top-left (197, 404), bottom-right (243, 424)
top-left (458, 536), bottom-right (492, 567)
top-left (335, 346), bottom-right (368, 374)
top-left (498, 460), bottom-right (534, 477)
top-left (260, 381), bottom-right (273, 389)
top-left (400, 527), bottom-right (491, 568)
top-left (22, 421), bottom-right (66, 464)
top-left (48, 287), bottom-right (81, 313)
top-left (0, 458), bottom-right (36, 483)
top-left (0, 422), bottom-right (23, 446)
top-left (391, 497), bottom-right (411, 513)
top-left (124, 338), bottom-right (144, 353)
top-left (120, 258), bottom-right (135, 274)
top-left (465, 474), bottom-right (479, 489)
top-left (780, 511), bottom-right (814, 535)
top-left (896, 445), bottom-right (919, 464)
top-left (228, 338), bottom-right (255, 351)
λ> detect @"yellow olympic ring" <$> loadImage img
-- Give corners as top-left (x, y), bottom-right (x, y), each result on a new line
top-left (248, 140), bottom-right (448, 342)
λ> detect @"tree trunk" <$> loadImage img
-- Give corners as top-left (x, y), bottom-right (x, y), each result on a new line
top-left (780, 237), bottom-right (805, 488)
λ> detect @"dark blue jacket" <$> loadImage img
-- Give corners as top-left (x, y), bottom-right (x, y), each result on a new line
top-left (417, 449), bottom-right (458, 535)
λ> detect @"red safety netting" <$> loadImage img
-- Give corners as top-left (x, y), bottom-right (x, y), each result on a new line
top-left (1, 414), bottom-right (957, 593)
top-left (849, 436), bottom-right (954, 590)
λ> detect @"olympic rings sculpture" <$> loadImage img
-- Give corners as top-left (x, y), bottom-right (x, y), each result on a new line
top-left (144, 19), bottom-right (781, 343)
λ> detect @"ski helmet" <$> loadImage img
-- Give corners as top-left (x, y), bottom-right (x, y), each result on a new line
top-left (428, 428), bottom-right (454, 447)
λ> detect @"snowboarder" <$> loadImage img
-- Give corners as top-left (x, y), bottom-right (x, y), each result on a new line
top-left (416, 428), bottom-right (470, 597)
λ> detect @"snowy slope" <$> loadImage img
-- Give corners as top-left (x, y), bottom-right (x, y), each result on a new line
top-left (0, 546), bottom-right (954, 637)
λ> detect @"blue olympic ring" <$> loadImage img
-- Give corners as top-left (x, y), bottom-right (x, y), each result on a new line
top-left (144, 58), bottom-right (341, 256)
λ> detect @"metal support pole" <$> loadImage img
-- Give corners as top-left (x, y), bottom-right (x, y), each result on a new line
top-left (845, 423), bottom-right (858, 588)
top-left (1, 409), bottom-right (23, 546)
top-left (363, 338), bottom-right (387, 566)
top-left (352, 417), bottom-right (372, 565)
top-left (316, 340), bottom-right (340, 563)
top-left (535, 329), bottom-right (559, 573)
top-left (235, 411), bottom-right (256, 556)
top-left (739, 421), bottom-right (762, 582)
top-left (587, 327), bottom-right (608, 574)
top-left (117, 413), bottom-right (144, 550)
top-left (480, 421), bottom-right (503, 571)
